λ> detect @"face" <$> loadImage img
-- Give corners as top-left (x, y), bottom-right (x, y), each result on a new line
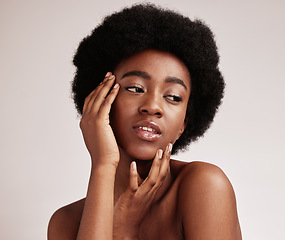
top-left (111, 49), bottom-right (191, 160)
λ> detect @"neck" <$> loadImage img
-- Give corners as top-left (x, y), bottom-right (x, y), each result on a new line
top-left (114, 147), bottom-right (172, 203)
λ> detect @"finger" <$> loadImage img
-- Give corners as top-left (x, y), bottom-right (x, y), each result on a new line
top-left (139, 149), bottom-right (163, 194)
top-left (158, 143), bottom-right (172, 181)
top-left (86, 73), bottom-right (114, 112)
top-left (129, 161), bottom-right (139, 193)
top-left (146, 143), bottom-right (172, 198)
top-left (101, 72), bottom-right (112, 84)
top-left (82, 72), bottom-right (112, 114)
top-left (97, 83), bottom-right (120, 119)
top-left (89, 75), bottom-right (116, 114)
top-left (82, 88), bottom-right (97, 115)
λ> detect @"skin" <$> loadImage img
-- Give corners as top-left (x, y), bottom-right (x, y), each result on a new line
top-left (48, 49), bottom-right (242, 240)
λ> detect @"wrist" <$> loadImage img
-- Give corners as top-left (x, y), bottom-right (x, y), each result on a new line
top-left (91, 159), bottom-right (118, 171)
top-left (91, 163), bottom-right (117, 175)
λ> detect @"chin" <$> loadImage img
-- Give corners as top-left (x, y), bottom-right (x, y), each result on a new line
top-left (122, 143), bottom-right (159, 161)
top-left (132, 148), bottom-right (157, 161)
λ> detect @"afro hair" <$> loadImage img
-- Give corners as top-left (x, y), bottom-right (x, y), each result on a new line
top-left (72, 3), bottom-right (225, 154)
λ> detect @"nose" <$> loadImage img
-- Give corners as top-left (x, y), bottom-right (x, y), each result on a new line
top-left (138, 92), bottom-right (164, 117)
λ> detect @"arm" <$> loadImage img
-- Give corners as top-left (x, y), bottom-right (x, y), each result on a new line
top-left (76, 73), bottom-right (120, 240)
top-left (48, 73), bottom-right (119, 240)
top-left (178, 162), bottom-right (242, 240)
top-left (77, 164), bottom-right (116, 239)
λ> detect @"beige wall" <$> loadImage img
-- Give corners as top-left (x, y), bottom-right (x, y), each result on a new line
top-left (1, 0), bottom-right (284, 239)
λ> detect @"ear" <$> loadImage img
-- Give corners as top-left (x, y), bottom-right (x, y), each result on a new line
top-left (176, 117), bottom-right (188, 140)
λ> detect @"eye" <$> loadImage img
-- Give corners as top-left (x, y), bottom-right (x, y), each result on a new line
top-left (125, 86), bottom-right (144, 93)
top-left (165, 95), bottom-right (182, 102)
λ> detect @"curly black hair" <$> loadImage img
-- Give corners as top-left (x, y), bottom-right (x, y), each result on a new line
top-left (72, 3), bottom-right (225, 154)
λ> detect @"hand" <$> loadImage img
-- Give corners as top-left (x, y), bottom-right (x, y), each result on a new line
top-left (79, 72), bottom-right (120, 168)
top-left (113, 143), bottom-right (172, 239)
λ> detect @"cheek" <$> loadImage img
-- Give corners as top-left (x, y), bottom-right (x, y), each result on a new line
top-left (168, 121), bottom-right (184, 141)
top-left (166, 108), bottom-right (187, 140)
top-left (110, 96), bottom-right (136, 132)
top-left (112, 91), bottom-right (140, 116)
top-left (112, 96), bottom-right (132, 118)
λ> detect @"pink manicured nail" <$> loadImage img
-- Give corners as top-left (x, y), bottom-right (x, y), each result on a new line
top-left (168, 143), bottom-right (172, 153)
top-left (157, 149), bottom-right (163, 159)
top-left (131, 161), bottom-right (136, 170)
top-left (109, 75), bottom-right (115, 80)
top-left (113, 83), bottom-right (119, 89)
top-left (105, 72), bottom-right (111, 77)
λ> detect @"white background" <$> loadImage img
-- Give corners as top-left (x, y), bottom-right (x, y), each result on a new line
top-left (1, 0), bottom-right (284, 239)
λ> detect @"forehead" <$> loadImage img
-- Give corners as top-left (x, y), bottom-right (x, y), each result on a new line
top-left (114, 49), bottom-right (191, 89)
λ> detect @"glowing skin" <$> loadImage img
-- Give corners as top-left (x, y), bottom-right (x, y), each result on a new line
top-left (48, 49), bottom-right (242, 240)
top-left (111, 49), bottom-right (191, 161)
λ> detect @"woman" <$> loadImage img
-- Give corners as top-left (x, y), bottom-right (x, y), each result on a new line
top-left (48, 4), bottom-right (242, 240)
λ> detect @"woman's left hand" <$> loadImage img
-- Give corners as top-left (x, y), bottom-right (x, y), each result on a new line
top-left (113, 143), bottom-right (172, 240)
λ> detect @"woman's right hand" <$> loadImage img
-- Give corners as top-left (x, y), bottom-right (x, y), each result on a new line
top-left (79, 72), bottom-right (120, 168)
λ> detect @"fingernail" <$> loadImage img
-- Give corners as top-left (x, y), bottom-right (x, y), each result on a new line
top-left (131, 161), bottom-right (136, 170)
top-left (108, 75), bottom-right (115, 80)
top-left (113, 83), bottom-right (119, 89)
top-left (157, 149), bottom-right (163, 159)
top-left (168, 143), bottom-right (172, 153)
top-left (105, 72), bottom-right (111, 77)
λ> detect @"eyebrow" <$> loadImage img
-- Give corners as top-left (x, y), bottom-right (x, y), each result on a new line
top-left (121, 70), bottom-right (188, 90)
top-left (121, 71), bottom-right (151, 80)
top-left (165, 76), bottom-right (187, 90)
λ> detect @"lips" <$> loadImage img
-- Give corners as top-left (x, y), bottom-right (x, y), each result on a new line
top-left (133, 120), bottom-right (162, 141)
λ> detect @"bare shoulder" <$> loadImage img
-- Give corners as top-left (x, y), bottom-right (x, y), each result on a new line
top-left (176, 161), bottom-right (233, 187)
top-left (48, 198), bottom-right (85, 240)
top-left (170, 160), bottom-right (234, 200)
top-left (173, 161), bottom-right (242, 240)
